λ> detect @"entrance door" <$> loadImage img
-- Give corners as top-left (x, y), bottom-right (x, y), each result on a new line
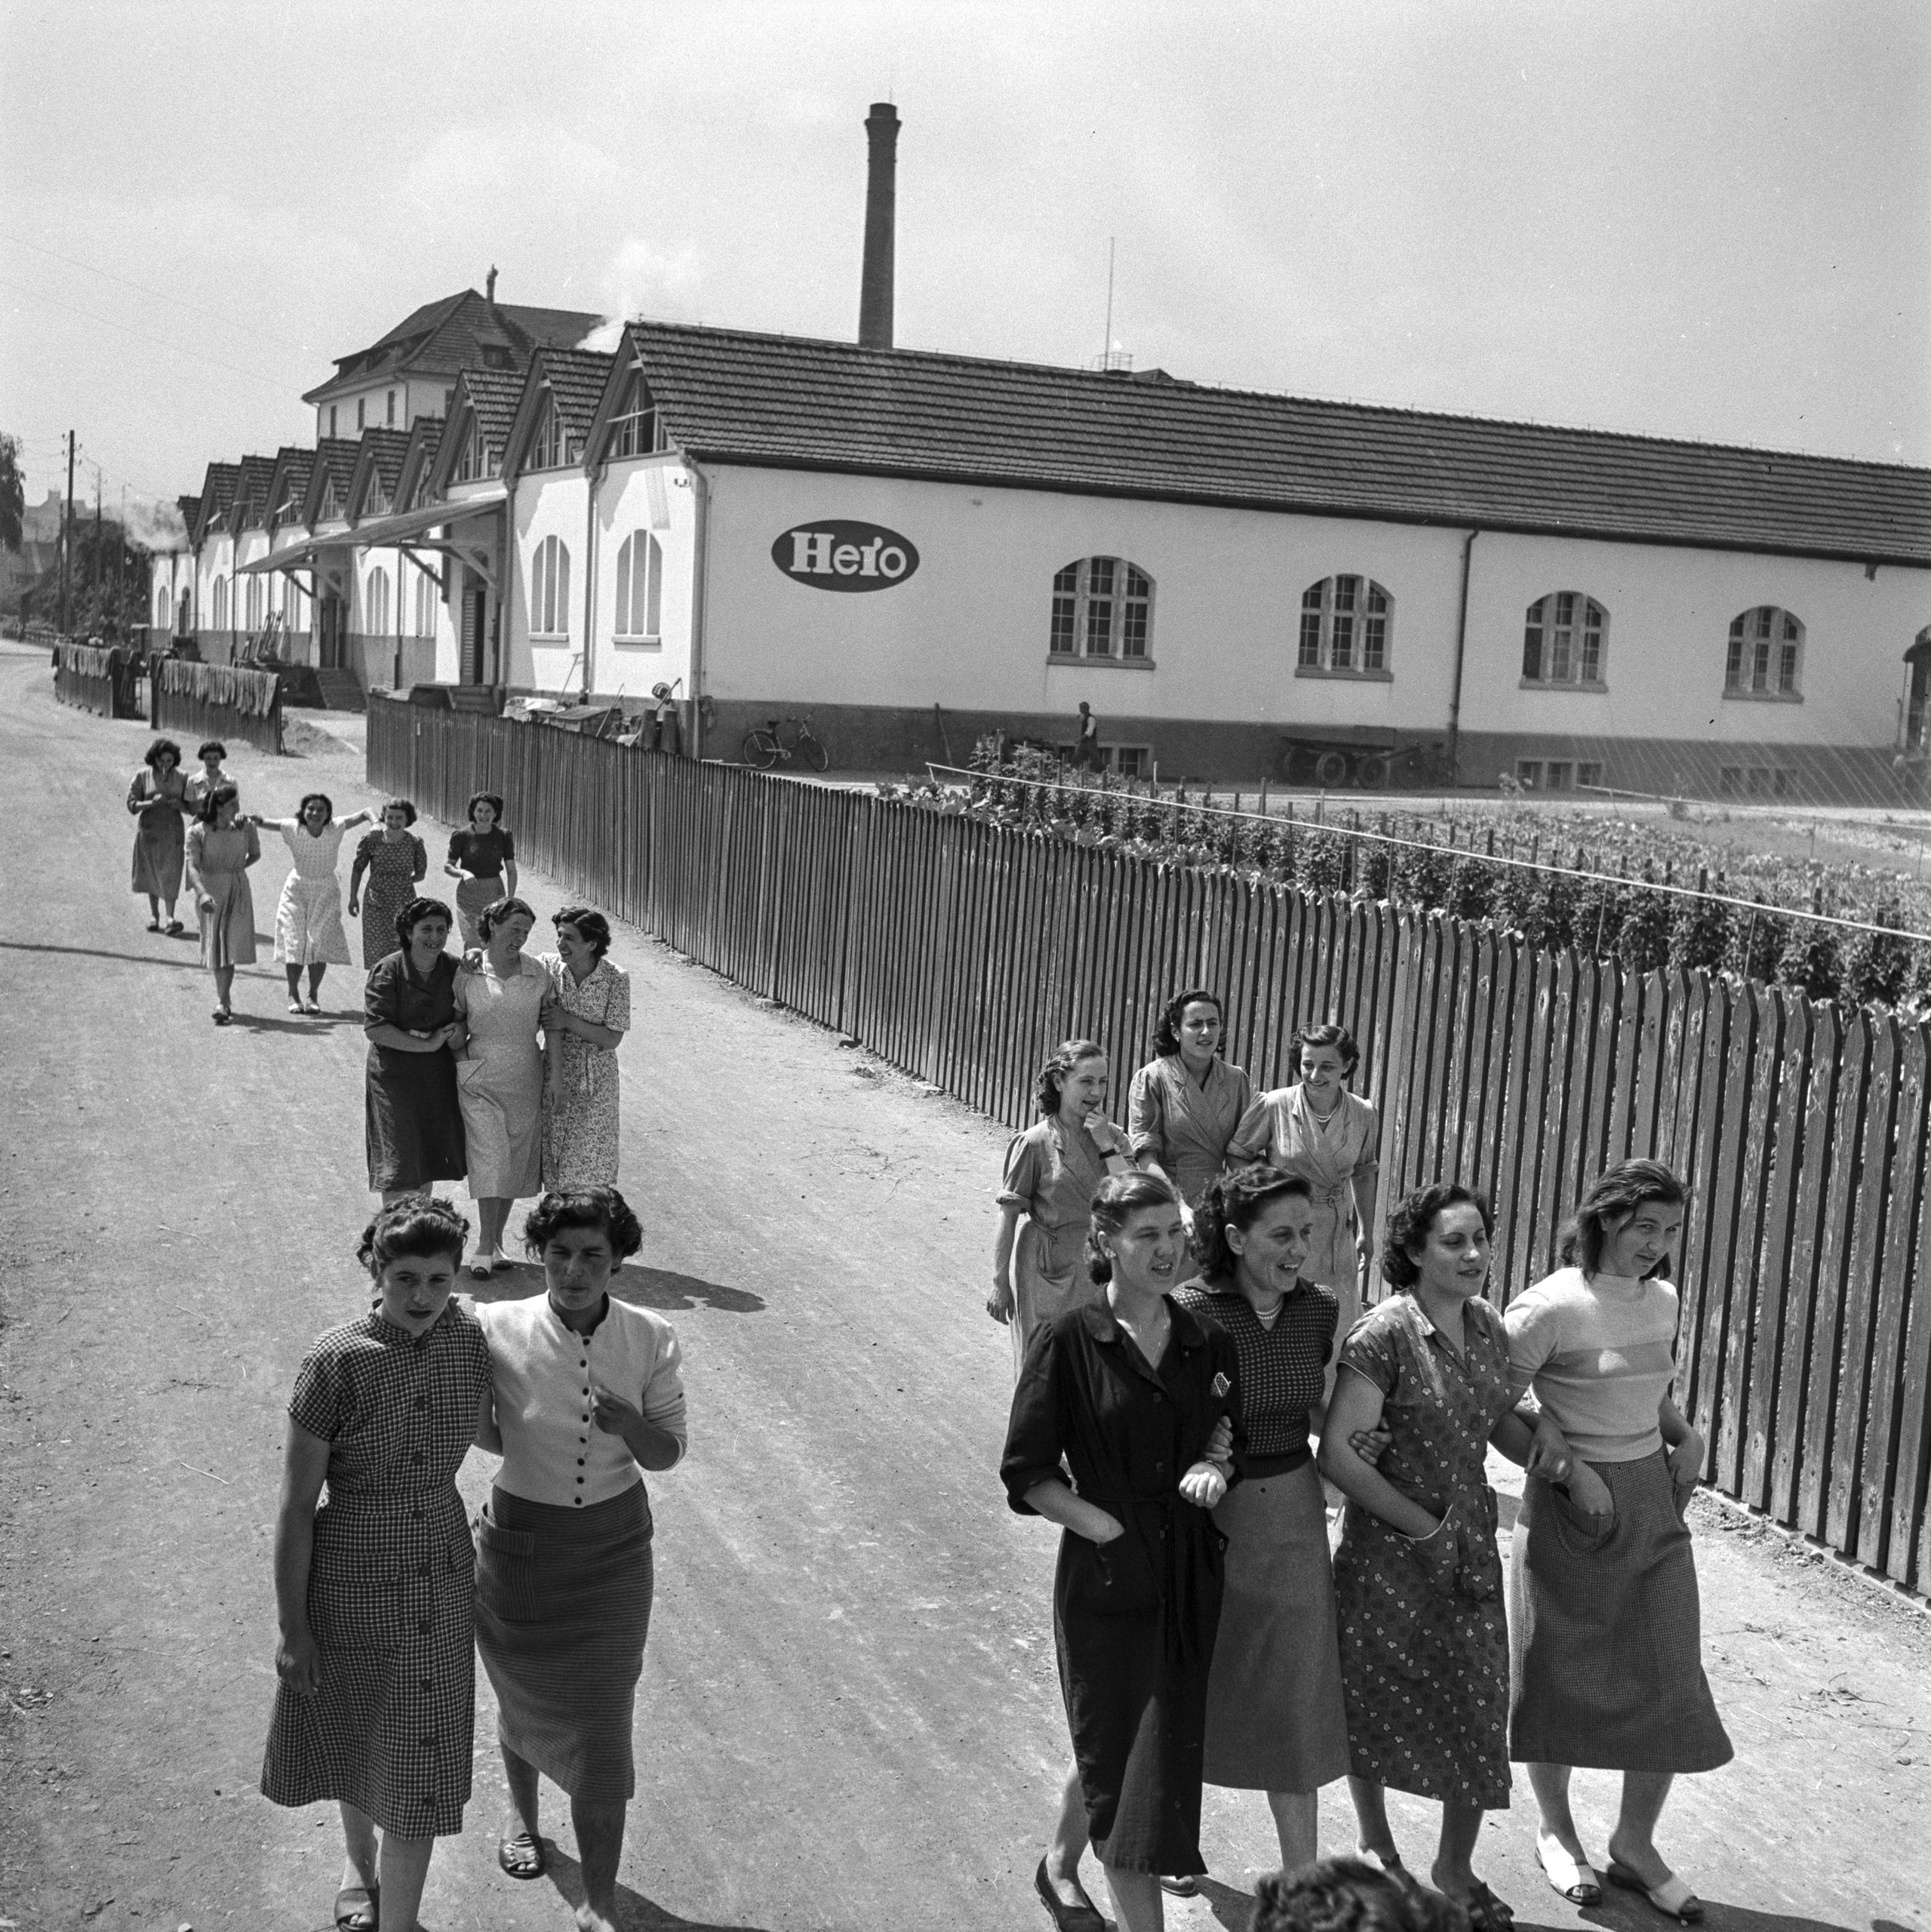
top-left (1907, 636), bottom-right (1931, 753)
top-left (319, 593), bottom-right (346, 669)
top-left (460, 586), bottom-right (486, 685)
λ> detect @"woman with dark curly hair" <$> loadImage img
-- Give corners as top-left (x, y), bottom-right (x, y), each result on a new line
top-left (363, 897), bottom-right (468, 1204)
top-left (128, 736), bottom-right (190, 934)
top-left (1250, 1856), bottom-right (1466, 1932)
top-left (990, 1039), bottom-right (1138, 1373)
top-left (183, 738), bottom-right (235, 813)
top-left (472, 1187), bottom-right (687, 1932)
top-left (1505, 1160), bottom-right (1731, 1921)
top-left (261, 1199), bottom-right (491, 1932)
top-left (250, 791), bottom-right (375, 1014)
top-left (349, 799), bottom-right (429, 970)
top-left (1225, 1022), bottom-right (1380, 1337)
top-left (1126, 990), bottom-right (1252, 1215)
top-left (537, 907), bottom-right (632, 1189)
top-left (444, 792), bottom-right (518, 948)
top-left (1002, 1171), bottom-right (1238, 1932)
top-left (1318, 1183), bottom-right (1563, 1932)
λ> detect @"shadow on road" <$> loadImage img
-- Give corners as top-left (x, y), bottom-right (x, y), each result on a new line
top-left (619, 1265), bottom-right (767, 1315)
top-left (0, 938), bottom-right (205, 971)
top-left (532, 1843), bottom-right (779, 1931)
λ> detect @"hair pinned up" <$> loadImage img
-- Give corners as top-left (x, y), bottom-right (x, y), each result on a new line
top-left (394, 896), bottom-right (454, 946)
top-left (554, 906), bottom-right (612, 961)
top-left (1381, 1183), bottom-right (1493, 1289)
top-left (523, 1187), bottom-right (644, 1260)
top-left (358, 1198), bottom-right (470, 1275)
top-left (478, 895), bottom-right (536, 940)
top-left (1192, 1164), bottom-right (1315, 1278)
top-left (466, 791), bottom-right (506, 826)
top-left (1034, 1038), bottom-right (1108, 1118)
top-left (1293, 1021), bottom-right (1359, 1075)
top-left (1084, 1171), bottom-right (1182, 1283)
top-left (297, 791), bottom-right (334, 823)
top-left (195, 782), bottom-right (240, 825)
top-left (1152, 988), bottom-right (1225, 1060)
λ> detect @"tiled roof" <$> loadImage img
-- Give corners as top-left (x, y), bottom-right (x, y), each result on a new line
top-left (268, 447), bottom-right (315, 525)
top-left (304, 290), bottom-right (602, 403)
top-left (307, 438), bottom-right (362, 522)
top-left (540, 348), bottom-right (616, 438)
top-left (627, 322), bottom-right (1931, 568)
top-left (176, 496), bottom-right (201, 543)
top-left (361, 426), bottom-right (411, 497)
top-left (460, 368), bottom-right (527, 456)
top-left (232, 454), bottom-right (277, 528)
top-left (195, 463), bottom-right (239, 543)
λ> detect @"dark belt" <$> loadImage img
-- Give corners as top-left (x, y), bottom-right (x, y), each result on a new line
top-left (1239, 1446), bottom-right (1311, 1480)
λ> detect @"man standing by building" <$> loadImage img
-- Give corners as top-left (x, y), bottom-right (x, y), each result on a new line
top-left (1075, 702), bottom-right (1102, 771)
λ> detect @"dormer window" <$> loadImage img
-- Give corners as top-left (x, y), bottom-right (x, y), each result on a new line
top-left (454, 412), bottom-right (496, 483)
top-left (365, 481), bottom-right (391, 517)
top-left (609, 370), bottom-right (667, 460)
top-left (318, 480), bottom-right (339, 520)
top-left (482, 345), bottom-right (512, 370)
top-left (529, 394), bottom-right (577, 470)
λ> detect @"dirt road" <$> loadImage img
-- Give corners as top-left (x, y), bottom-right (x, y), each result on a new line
top-left (1, 641), bottom-right (1925, 1932)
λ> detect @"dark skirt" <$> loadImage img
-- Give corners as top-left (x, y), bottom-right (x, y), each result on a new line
top-left (366, 1044), bottom-right (466, 1192)
top-left (1055, 1500), bottom-right (1224, 1875)
top-left (473, 1481), bottom-right (654, 1802)
top-left (1508, 1450), bottom-right (1734, 1771)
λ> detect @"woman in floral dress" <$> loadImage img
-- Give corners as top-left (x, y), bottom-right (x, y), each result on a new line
top-left (538, 906), bottom-right (631, 1189)
top-left (349, 800), bottom-right (429, 970)
top-left (128, 737), bottom-right (190, 934)
top-left (1319, 1183), bottom-right (1564, 1932)
top-left (252, 793), bottom-right (374, 1014)
top-left (184, 784), bottom-right (260, 1024)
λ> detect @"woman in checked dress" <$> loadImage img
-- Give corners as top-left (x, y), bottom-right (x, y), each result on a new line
top-left (262, 1201), bottom-right (492, 1932)
top-left (251, 792), bottom-right (374, 1014)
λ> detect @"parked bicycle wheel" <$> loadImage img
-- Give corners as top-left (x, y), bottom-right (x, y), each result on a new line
top-left (743, 728), bottom-right (780, 769)
top-left (797, 728), bottom-right (829, 773)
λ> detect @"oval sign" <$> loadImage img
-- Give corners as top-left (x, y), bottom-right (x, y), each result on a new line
top-left (770, 519), bottom-right (919, 592)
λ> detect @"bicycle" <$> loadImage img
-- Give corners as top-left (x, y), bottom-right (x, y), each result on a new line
top-left (741, 715), bottom-right (829, 773)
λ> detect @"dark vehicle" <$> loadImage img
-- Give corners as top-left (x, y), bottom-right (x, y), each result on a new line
top-left (1278, 734), bottom-right (1453, 791)
top-left (743, 715), bottom-right (829, 772)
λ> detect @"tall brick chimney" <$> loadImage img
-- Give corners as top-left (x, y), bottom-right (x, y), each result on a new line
top-left (858, 103), bottom-right (899, 349)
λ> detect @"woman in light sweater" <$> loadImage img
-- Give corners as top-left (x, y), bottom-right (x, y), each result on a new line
top-left (1505, 1160), bottom-right (1732, 1924)
top-left (471, 1186), bottom-right (687, 1932)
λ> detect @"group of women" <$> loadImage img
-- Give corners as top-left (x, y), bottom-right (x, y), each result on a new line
top-left (265, 1187), bottom-right (685, 1932)
top-left (998, 995), bottom-right (1731, 1932)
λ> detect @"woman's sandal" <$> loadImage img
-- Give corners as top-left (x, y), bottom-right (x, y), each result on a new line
top-left (212, 1009), bottom-right (231, 1026)
top-left (1605, 1862), bottom-right (1703, 1923)
top-left (470, 1251), bottom-right (495, 1277)
top-left (1158, 1874), bottom-right (1201, 1897)
top-left (146, 919), bottom-right (162, 933)
top-left (333, 1884), bottom-right (379, 1931)
top-left (1355, 1847), bottom-right (1406, 1875)
top-left (288, 998), bottom-right (305, 1014)
top-left (166, 918), bottom-right (184, 936)
top-left (498, 1829), bottom-right (547, 1880)
top-left (1536, 1839), bottom-right (1604, 1904)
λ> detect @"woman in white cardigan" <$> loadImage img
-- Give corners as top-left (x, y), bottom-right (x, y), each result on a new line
top-left (471, 1187), bottom-right (687, 1932)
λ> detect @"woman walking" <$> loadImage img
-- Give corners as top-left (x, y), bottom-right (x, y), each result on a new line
top-left (453, 896), bottom-right (555, 1274)
top-left (444, 792), bottom-right (518, 949)
top-left (184, 784), bottom-right (260, 1024)
top-left (364, 897), bottom-right (467, 1206)
top-left (473, 1187), bottom-right (687, 1932)
top-left (1171, 1167), bottom-right (1353, 1879)
top-left (1127, 990), bottom-right (1252, 1214)
top-left (261, 1200), bottom-right (491, 1932)
top-left (184, 739), bottom-right (235, 813)
top-left (1505, 1160), bottom-right (1731, 1921)
top-left (539, 906), bottom-right (632, 1189)
top-left (990, 1039), bottom-right (1136, 1373)
top-left (349, 801), bottom-right (429, 970)
top-left (253, 793), bottom-right (374, 1014)
top-left (1004, 1171), bottom-right (1239, 1932)
top-left (1319, 1183), bottom-right (1558, 1932)
top-left (128, 737), bottom-right (189, 934)
top-left (1226, 1023), bottom-right (1380, 1337)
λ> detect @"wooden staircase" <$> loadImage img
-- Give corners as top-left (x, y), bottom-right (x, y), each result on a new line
top-left (313, 669), bottom-right (365, 712)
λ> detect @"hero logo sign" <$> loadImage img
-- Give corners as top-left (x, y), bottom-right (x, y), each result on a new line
top-left (770, 520), bottom-right (919, 592)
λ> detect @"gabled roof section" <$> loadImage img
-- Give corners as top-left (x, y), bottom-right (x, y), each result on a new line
top-left (192, 463), bottom-right (240, 546)
top-left (265, 447), bottom-right (315, 533)
top-left (623, 322), bottom-right (1931, 568)
top-left (301, 438), bottom-right (363, 527)
top-left (396, 414), bottom-right (447, 511)
top-left (230, 454), bottom-right (278, 531)
top-left (428, 368), bottom-right (527, 495)
top-left (303, 288), bottom-right (603, 406)
top-left (175, 496), bottom-right (201, 549)
top-left (503, 346), bottom-right (616, 478)
top-left (347, 427), bottom-right (412, 522)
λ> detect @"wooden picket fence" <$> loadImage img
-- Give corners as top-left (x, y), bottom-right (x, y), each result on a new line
top-left (368, 697), bottom-right (1930, 1592)
top-left (52, 641), bottom-right (123, 718)
top-left (150, 659), bottom-right (284, 755)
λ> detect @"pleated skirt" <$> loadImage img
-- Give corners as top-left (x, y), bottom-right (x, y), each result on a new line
top-left (1202, 1459), bottom-right (1351, 1792)
top-left (1508, 1449), bottom-right (1733, 1771)
top-left (473, 1482), bottom-right (654, 1802)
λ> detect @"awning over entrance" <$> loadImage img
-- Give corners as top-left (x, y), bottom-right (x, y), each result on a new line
top-left (236, 537), bottom-right (331, 576)
top-left (342, 486), bottom-right (508, 549)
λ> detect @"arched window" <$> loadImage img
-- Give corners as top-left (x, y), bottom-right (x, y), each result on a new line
top-left (1726, 605), bottom-right (1803, 697)
top-left (530, 534), bottom-right (571, 638)
top-left (529, 394), bottom-right (569, 470)
top-left (284, 577), bottom-right (306, 631)
top-left (613, 532), bottom-right (663, 641)
top-left (212, 578), bottom-right (228, 631)
top-left (155, 582), bottom-right (171, 626)
top-left (454, 412), bottom-right (494, 483)
top-left (609, 370), bottom-right (666, 460)
top-left (367, 565), bottom-right (390, 635)
top-left (1048, 557), bottom-right (1154, 660)
top-left (1297, 575), bottom-right (1391, 675)
top-left (245, 574), bottom-right (264, 632)
top-left (1523, 593), bottom-right (1608, 685)
top-left (414, 568), bottom-right (438, 638)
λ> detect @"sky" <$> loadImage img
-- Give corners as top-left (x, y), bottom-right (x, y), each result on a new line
top-left (2, 0), bottom-right (1927, 525)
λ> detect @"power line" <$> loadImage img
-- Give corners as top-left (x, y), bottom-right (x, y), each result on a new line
top-left (0, 278), bottom-right (291, 392)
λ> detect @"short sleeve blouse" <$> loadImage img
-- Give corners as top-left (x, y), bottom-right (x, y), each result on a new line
top-left (447, 826), bottom-right (514, 878)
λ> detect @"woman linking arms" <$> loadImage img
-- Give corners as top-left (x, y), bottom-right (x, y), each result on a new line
top-left (1126, 989), bottom-right (1252, 1217)
top-left (251, 792), bottom-right (374, 1014)
top-left (1505, 1160), bottom-right (1731, 1921)
top-left (538, 906), bottom-right (632, 1189)
top-left (1225, 1023), bottom-right (1379, 1337)
top-left (1004, 1171), bottom-right (1238, 1932)
top-left (364, 897), bottom-right (467, 1207)
top-left (1319, 1183), bottom-right (1567, 1932)
top-left (990, 1039), bottom-right (1136, 1372)
top-left (349, 799), bottom-right (429, 970)
top-left (261, 1201), bottom-right (491, 1932)
top-left (184, 783), bottom-right (260, 1024)
top-left (472, 1187), bottom-right (686, 1932)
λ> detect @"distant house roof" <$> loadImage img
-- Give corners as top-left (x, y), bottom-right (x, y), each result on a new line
top-left (175, 497), bottom-right (201, 545)
top-left (302, 438), bottom-right (364, 526)
top-left (396, 414), bottom-right (447, 509)
top-left (303, 289), bottom-right (602, 407)
top-left (505, 346), bottom-right (616, 475)
top-left (192, 463), bottom-right (241, 546)
top-left (348, 427), bottom-right (413, 519)
top-left (265, 448), bottom-right (315, 531)
top-left (621, 321), bottom-right (1931, 568)
top-left (230, 454), bottom-right (278, 531)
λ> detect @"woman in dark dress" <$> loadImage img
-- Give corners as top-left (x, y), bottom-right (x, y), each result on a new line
top-left (1003, 1171), bottom-right (1239, 1932)
top-left (444, 792), bottom-right (518, 949)
top-left (364, 897), bottom-right (467, 1205)
top-left (261, 1201), bottom-right (491, 1932)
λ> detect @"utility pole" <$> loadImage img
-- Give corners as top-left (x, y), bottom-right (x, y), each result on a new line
top-left (60, 430), bottom-right (74, 635)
